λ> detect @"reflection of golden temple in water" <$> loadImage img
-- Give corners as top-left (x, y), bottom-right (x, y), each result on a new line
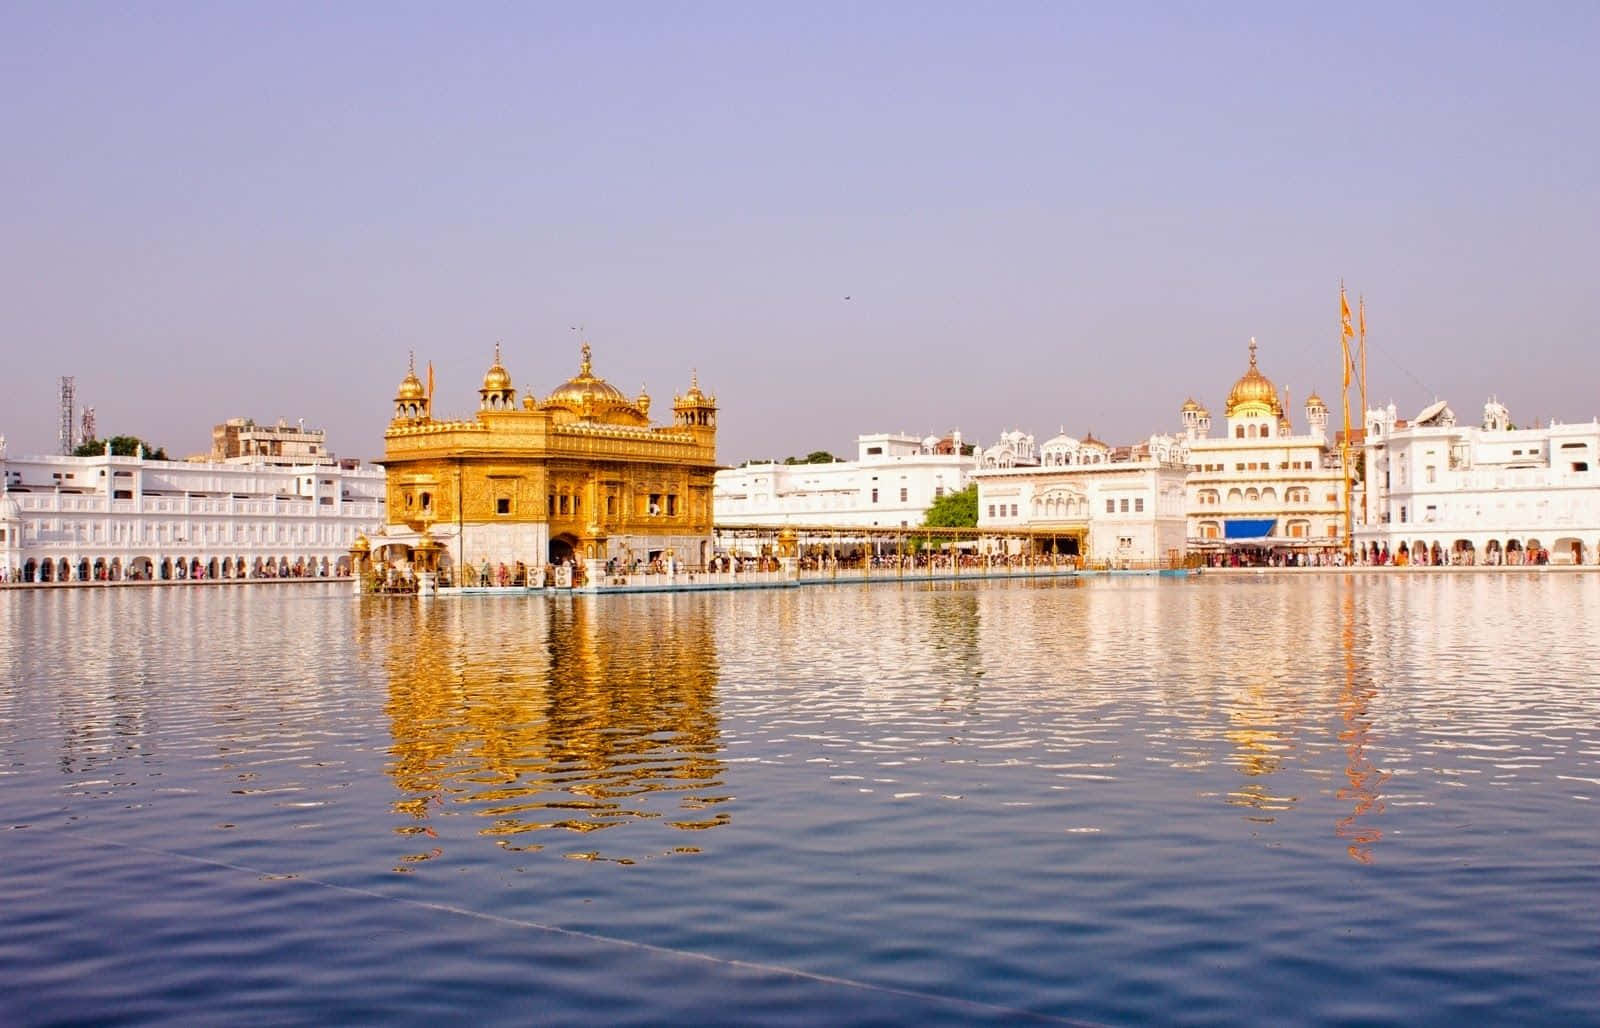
top-left (374, 595), bottom-right (725, 867)
top-left (1222, 672), bottom-right (1304, 819)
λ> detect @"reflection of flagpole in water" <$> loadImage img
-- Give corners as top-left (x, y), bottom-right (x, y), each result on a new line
top-left (1336, 577), bottom-right (1388, 863)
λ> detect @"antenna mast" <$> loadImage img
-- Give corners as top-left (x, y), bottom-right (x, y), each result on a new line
top-left (59, 376), bottom-right (76, 455)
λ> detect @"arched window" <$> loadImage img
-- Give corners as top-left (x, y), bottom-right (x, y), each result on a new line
top-left (1235, 425), bottom-right (1245, 439)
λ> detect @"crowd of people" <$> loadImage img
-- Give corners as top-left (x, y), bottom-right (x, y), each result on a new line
top-left (3, 556), bottom-right (343, 585)
top-left (1202, 543), bottom-right (1560, 568)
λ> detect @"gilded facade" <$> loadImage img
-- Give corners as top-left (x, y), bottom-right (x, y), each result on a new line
top-left (376, 343), bottom-right (718, 578)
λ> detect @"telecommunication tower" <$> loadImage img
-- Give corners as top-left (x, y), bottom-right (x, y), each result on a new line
top-left (59, 376), bottom-right (75, 455)
top-left (80, 406), bottom-right (96, 446)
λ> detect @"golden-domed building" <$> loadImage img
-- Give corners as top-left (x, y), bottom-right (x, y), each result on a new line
top-left (1180, 339), bottom-right (1344, 554)
top-left (376, 342), bottom-right (718, 579)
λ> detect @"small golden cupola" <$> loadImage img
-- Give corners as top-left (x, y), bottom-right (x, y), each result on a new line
top-left (673, 370), bottom-right (717, 431)
top-left (1224, 338), bottom-right (1282, 418)
top-left (479, 343), bottom-right (516, 411)
top-left (394, 352), bottom-right (429, 422)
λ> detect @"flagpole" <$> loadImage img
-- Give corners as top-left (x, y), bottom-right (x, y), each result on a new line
top-left (1358, 297), bottom-right (1368, 530)
top-left (1340, 282), bottom-right (1354, 562)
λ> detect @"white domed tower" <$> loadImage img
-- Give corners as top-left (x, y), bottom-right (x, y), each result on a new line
top-left (1180, 397), bottom-right (1206, 440)
top-left (1484, 397), bottom-right (1510, 432)
top-left (1304, 390), bottom-right (1329, 443)
top-left (1041, 430), bottom-right (1081, 467)
top-left (1366, 402), bottom-right (1397, 441)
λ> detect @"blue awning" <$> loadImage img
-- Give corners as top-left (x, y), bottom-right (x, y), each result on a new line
top-left (1223, 518), bottom-right (1277, 541)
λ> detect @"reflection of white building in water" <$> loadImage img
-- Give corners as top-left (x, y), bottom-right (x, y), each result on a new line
top-left (974, 431), bottom-right (1190, 563)
top-left (713, 432), bottom-right (975, 528)
top-left (0, 440), bottom-right (385, 583)
top-left (1182, 340), bottom-right (1345, 551)
top-left (1355, 398), bottom-right (1600, 565)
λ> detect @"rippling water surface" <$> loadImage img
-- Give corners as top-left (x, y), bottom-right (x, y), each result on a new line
top-left (2, 575), bottom-right (1597, 1024)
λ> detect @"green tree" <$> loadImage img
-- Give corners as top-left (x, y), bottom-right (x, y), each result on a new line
top-left (783, 450), bottom-right (842, 465)
top-left (922, 483), bottom-right (978, 528)
top-left (74, 435), bottom-right (169, 461)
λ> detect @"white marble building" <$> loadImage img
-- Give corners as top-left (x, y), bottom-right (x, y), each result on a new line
top-left (714, 432), bottom-right (975, 528)
top-left (1355, 397), bottom-right (1600, 565)
top-left (0, 440), bottom-right (385, 583)
top-left (978, 429), bottom-right (1040, 469)
top-left (1181, 340), bottom-right (1346, 551)
top-left (974, 433), bottom-right (1190, 564)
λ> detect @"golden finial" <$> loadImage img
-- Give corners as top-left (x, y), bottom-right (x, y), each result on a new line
top-left (408, 350), bottom-right (416, 374)
top-left (1248, 337), bottom-right (1258, 367)
top-left (494, 341), bottom-right (502, 365)
top-left (691, 368), bottom-right (699, 390)
top-left (580, 341), bottom-right (592, 376)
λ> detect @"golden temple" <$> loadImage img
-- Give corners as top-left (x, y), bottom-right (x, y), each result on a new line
top-left (371, 342), bottom-right (718, 582)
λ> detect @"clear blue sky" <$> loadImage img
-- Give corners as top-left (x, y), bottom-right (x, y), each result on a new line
top-left (4, 2), bottom-right (1596, 462)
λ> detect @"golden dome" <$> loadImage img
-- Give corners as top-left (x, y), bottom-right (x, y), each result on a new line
top-left (396, 352), bottom-right (425, 400)
top-left (543, 343), bottom-right (635, 414)
top-left (351, 533), bottom-right (371, 553)
top-left (1304, 389), bottom-right (1326, 409)
top-left (1180, 396), bottom-right (1202, 413)
top-left (482, 343), bottom-right (512, 392)
top-left (1225, 338), bottom-right (1281, 416)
